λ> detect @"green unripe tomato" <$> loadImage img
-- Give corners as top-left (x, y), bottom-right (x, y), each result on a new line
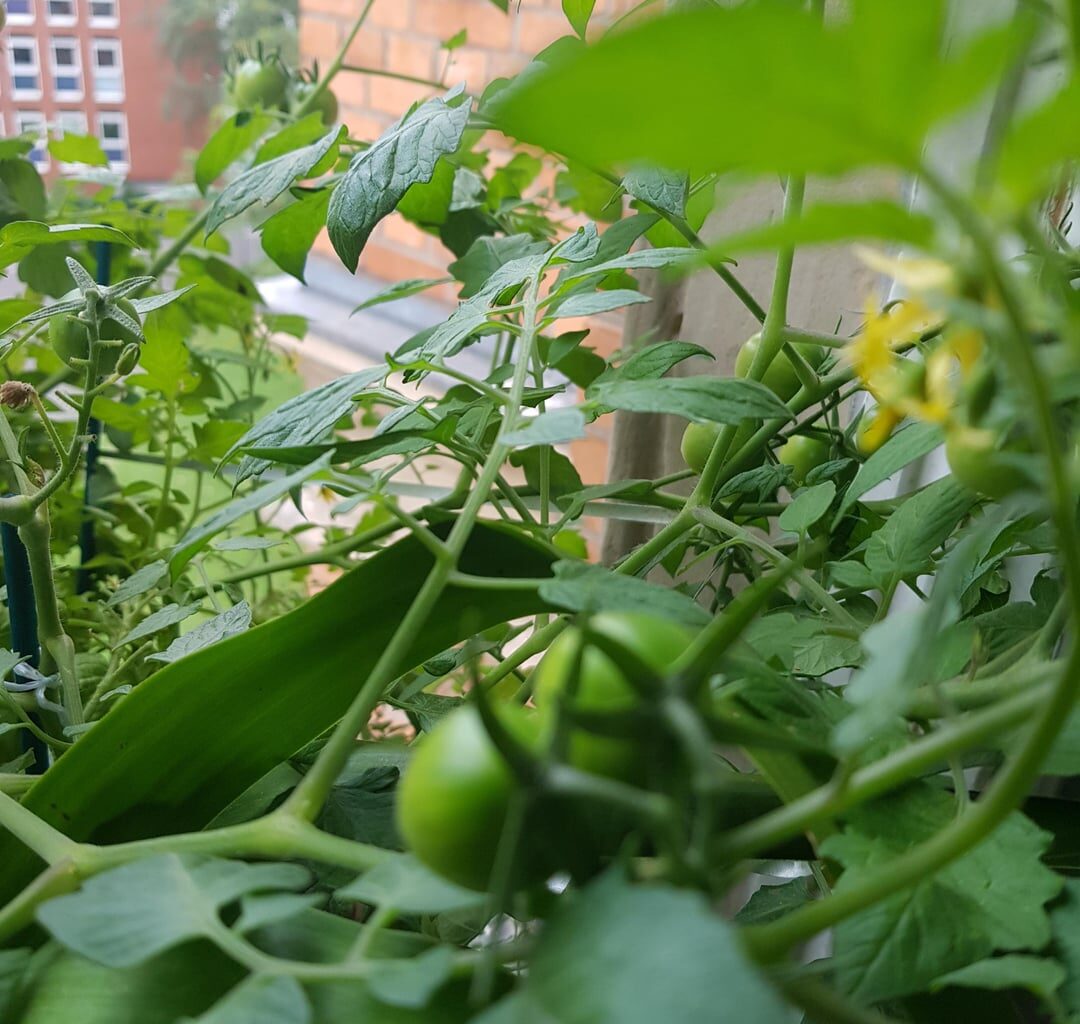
top-left (231, 59), bottom-right (288, 109)
top-left (396, 704), bottom-right (540, 892)
top-left (734, 333), bottom-right (824, 402)
top-left (680, 421), bottom-right (721, 475)
top-left (777, 435), bottom-right (830, 486)
top-left (944, 425), bottom-right (1032, 500)
top-left (530, 612), bottom-right (693, 780)
top-left (293, 81), bottom-right (339, 125)
top-left (48, 298), bottom-right (140, 374)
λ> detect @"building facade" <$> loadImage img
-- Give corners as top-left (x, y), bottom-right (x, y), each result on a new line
top-left (1, 0), bottom-right (199, 183)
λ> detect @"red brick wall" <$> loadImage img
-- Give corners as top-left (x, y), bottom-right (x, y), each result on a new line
top-left (300, 1), bottom-right (640, 491)
top-left (300, 1), bottom-right (634, 313)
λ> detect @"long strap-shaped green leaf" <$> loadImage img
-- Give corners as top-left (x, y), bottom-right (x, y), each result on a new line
top-left (0, 522), bottom-right (553, 901)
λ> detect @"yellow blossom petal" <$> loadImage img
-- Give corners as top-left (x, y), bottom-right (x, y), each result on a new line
top-left (855, 246), bottom-right (956, 293)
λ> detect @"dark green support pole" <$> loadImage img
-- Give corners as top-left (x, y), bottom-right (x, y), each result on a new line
top-left (1, 522), bottom-right (47, 773)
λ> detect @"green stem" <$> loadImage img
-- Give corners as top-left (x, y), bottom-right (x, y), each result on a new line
top-left (718, 682), bottom-right (1048, 866)
top-left (693, 508), bottom-right (854, 625)
top-left (152, 397), bottom-right (178, 535)
top-left (297, 1), bottom-right (377, 120)
top-left (281, 277), bottom-right (545, 823)
top-left (341, 64), bottom-right (444, 90)
top-left (0, 789), bottom-right (79, 865)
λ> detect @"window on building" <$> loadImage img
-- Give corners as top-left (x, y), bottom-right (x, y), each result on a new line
top-left (46, 0), bottom-right (76, 25)
top-left (90, 38), bottom-right (123, 101)
top-left (9, 37), bottom-right (42, 100)
top-left (97, 111), bottom-right (128, 168)
top-left (56, 110), bottom-right (88, 136)
top-left (15, 112), bottom-right (49, 170)
top-left (50, 38), bottom-right (82, 99)
top-left (5, 0), bottom-right (34, 25)
top-left (89, 0), bottom-right (117, 26)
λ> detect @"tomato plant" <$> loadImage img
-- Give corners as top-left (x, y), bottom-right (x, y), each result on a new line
top-left (0, 2), bottom-right (1075, 1022)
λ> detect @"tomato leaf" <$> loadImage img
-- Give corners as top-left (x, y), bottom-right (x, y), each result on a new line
top-left (259, 187), bottom-right (331, 283)
top-left (147, 602), bottom-right (253, 664)
top-left (206, 127), bottom-right (343, 236)
top-left (588, 375), bottom-right (792, 425)
top-left (339, 855), bottom-right (483, 915)
top-left (524, 872), bottom-right (791, 1022)
top-left (189, 975), bottom-right (311, 1024)
top-left (824, 786), bottom-right (1061, 1003)
top-left (539, 561), bottom-right (710, 628)
top-left (195, 111), bottom-right (274, 195)
top-left (327, 90), bottom-right (472, 272)
top-left (222, 367), bottom-right (386, 484)
top-left (494, 3), bottom-right (1010, 176)
top-left (37, 855), bottom-right (309, 968)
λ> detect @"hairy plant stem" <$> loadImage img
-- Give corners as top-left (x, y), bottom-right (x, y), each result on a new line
top-left (280, 277), bottom-right (545, 823)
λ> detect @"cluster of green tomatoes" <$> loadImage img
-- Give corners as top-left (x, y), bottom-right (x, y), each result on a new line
top-left (397, 613), bottom-right (692, 892)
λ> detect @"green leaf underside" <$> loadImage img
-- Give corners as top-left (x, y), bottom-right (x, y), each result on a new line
top-left (494, 4), bottom-right (1010, 176)
top-left (0, 524), bottom-right (553, 902)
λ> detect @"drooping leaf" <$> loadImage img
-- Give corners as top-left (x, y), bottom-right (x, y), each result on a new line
top-left (259, 188), bottom-right (331, 283)
top-left (206, 127), bottom-right (343, 236)
top-left (328, 91), bottom-right (472, 272)
top-left (148, 603), bottom-right (253, 664)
